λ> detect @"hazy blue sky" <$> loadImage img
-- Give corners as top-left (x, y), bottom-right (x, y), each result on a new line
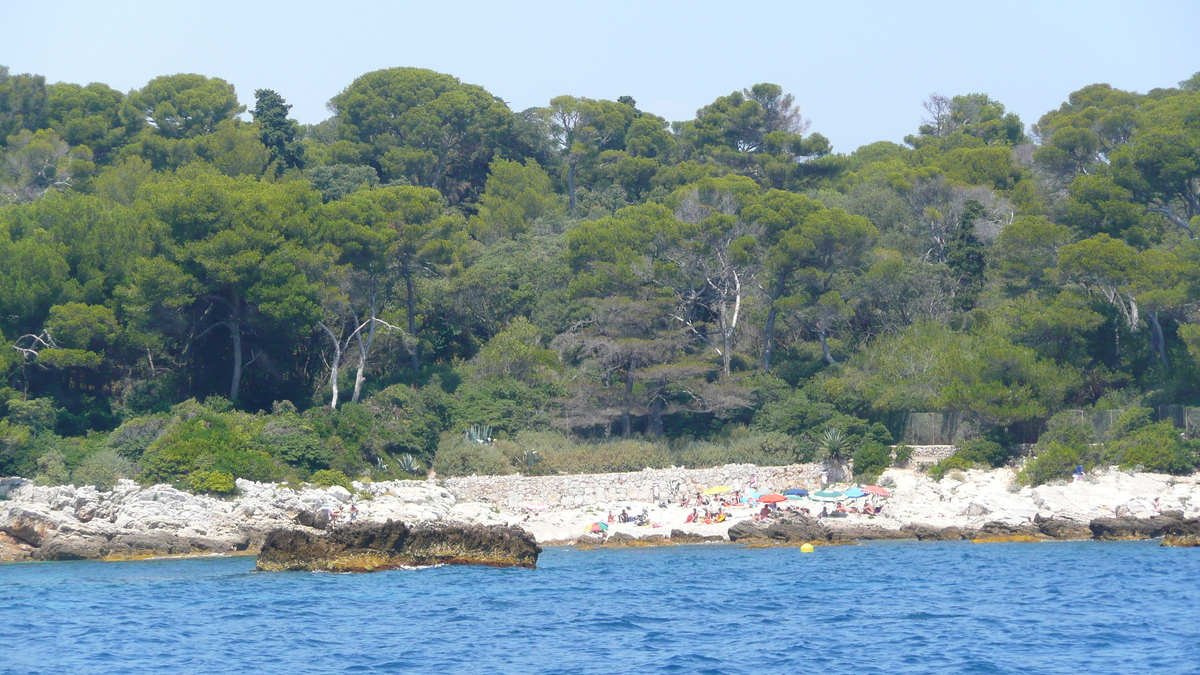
top-left (3, 0), bottom-right (1197, 152)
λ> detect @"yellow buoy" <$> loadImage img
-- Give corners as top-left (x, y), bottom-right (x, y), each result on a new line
top-left (800, 543), bottom-right (815, 553)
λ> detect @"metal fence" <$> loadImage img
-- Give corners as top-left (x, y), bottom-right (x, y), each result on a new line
top-left (902, 412), bottom-right (965, 445)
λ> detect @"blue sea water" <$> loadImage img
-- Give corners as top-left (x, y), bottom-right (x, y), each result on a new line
top-left (2, 540), bottom-right (1199, 675)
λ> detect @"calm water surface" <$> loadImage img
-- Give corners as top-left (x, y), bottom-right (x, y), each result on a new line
top-left (3, 541), bottom-right (1199, 674)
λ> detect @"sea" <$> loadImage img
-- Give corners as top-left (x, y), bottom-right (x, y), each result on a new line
top-left (3, 540), bottom-right (1199, 674)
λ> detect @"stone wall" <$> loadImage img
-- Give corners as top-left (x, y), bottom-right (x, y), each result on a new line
top-left (442, 463), bottom-right (824, 509)
top-left (905, 445), bottom-right (957, 466)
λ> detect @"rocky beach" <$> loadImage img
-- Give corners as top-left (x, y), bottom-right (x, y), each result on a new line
top-left (3, 463), bottom-right (1200, 565)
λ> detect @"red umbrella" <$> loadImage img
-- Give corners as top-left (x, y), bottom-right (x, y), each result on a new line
top-left (757, 493), bottom-right (787, 503)
top-left (862, 485), bottom-right (891, 497)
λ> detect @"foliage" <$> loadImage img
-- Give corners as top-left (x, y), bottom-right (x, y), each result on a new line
top-left (431, 434), bottom-right (512, 477)
top-left (309, 468), bottom-right (353, 490)
top-left (72, 449), bottom-right (135, 490)
top-left (5, 65), bottom-right (1200, 484)
top-left (185, 469), bottom-right (236, 495)
top-left (1018, 442), bottom-right (1083, 487)
top-left (137, 409), bottom-right (282, 486)
top-left (852, 441), bottom-right (892, 482)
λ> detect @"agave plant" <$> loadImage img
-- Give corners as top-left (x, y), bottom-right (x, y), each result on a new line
top-left (817, 428), bottom-right (851, 460)
top-left (817, 427), bottom-right (851, 482)
top-left (465, 424), bottom-right (493, 444)
top-left (398, 453), bottom-right (421, 475)
top-left (514, 449), bottom-right (541, 474)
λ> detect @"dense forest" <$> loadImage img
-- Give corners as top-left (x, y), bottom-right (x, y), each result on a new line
top-left (2, 65), bottom-right (1200, 493)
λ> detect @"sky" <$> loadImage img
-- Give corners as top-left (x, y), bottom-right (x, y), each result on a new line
top-left (3, 0), bottom-right (1197, 152)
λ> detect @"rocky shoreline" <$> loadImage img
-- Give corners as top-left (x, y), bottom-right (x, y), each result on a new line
top-left (3, 466), bottom-right (1200, 564)
top-left (256, 520), bottom-right (540, 572)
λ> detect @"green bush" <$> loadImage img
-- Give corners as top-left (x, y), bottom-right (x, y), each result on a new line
top-left (7, 398), bottom-right (58, 433)
top-left (535, 436), bottom-right (670, 474)
top-left (309, 469), bottom-right (353, 490)
top-left (852, 441), bottom-right (892, 482)
top-left (672, 441), bottom-right (733, 469)
top-left (185, 469), bottom-right (236, 495)
top-left (928, 438), bottom-right (1010, 481)
top-left (1108, 406), bottom-right (1153, 440)
top-left (258, 419), bottom-right (333, 476)
top-left (34, 449), bottom-right (71, 486)
top-left (73, 449), bottom-right (136, 490)
top-left (431, 436), bottom-right (512, 477)
top-left (1018, 442), bottom-right (1082, 486)
top-left (106, 415), bottom-right (170, 460)
top-left (928, 454), bottom-right (976, 481)
top-left (892, 444), bottom-right (913, 467)
top-left (138, 412), bottom-right (283, 485)
top-left (956, 439), bottom-right (1008, 467)
top-left (1110, 421), bottom-right (1196, 474)
top-left (751, 390), bottom-right (837, 437)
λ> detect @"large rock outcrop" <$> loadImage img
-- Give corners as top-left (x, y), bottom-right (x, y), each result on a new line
top-left (727, 514), bottom-right (831, 543)
top-left (0, 477), bottom-right (479, 562)
top-left (255, 520), bottom-right (540, 572)
top-left (1088, 511), bottom-right (1199, 541)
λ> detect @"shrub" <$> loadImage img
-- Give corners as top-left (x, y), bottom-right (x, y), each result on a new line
top-left (892, 444), bottom-right (913, 467)
top-left (751, 391), bottom-right (837, 437)
top-left (258, 420), bottom-right (333, 476)
top-left (106, 415), bottom-right (170, 460)
top-left (73, 449), bottom-right (135, 490)
top-left (1018, 442), bottom-right (1082, 486)
top-left (138, 412), bottom-right (283, 485)
top-left (309, 469), bottom-right (353, 490)
top-left (185, 469), bottom-right (236, 495)
top-left (929, 454), bottom-right (975, 481)
top-left (1111, 421), bottom-right (1196, 474)
top-left (7, 398), bottom-right (58, 432)
top-left (538, 437), bottom-right (671, 474)
top-left (852, 441), bottom-right (892, 482)
top-left (34, 449), bottom-right (71, 486)
top-left (725, 432), bottom-right (802, 466)
top-left (672, 441), bottom-right (733, 469)
top-left (431, 436), bottom-right (512, 477)
top-left (956, 439), bottom-right (1008, 467)
top-left (1108, 406), bottom-right (1153, 440)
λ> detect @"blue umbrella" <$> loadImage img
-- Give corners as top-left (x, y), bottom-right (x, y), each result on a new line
top-left (843, 487), bottom-right (866, 499)
top-left (784, 488), bottom-right (808, 496)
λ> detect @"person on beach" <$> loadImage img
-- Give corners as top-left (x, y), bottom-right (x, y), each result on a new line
top-left (349, 505), bottom-right (359, 521)
top-left (685, 509), bottom-right (697, 524)
top-left (759, 504), bottom-right (771, 520)
top-left (607, 511), bottom-right (615, 524)
top-left (819, 506), bottom-right (828, 519)
top-left (835, 502), bottom-right (846, 513)
top-left (619, 509), bottom-right (629, 523)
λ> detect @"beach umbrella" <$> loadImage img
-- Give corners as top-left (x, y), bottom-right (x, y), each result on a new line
top-left (587, 522), bottom-right (609, 533)
top-left (786, 494), bottom-right (807, 501)
top-left (757, 493), bottom-right (787, 503)
top-left (703, 485), bottom-right (732, 495)
top-left (843, 487), bottom-right (866, 499)
top-left (862, 485), bottom-right (891, 497)
top-left (784, 489), bottom-right (808, 496)
top-left (810, 490), bottom-right (845, 502)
